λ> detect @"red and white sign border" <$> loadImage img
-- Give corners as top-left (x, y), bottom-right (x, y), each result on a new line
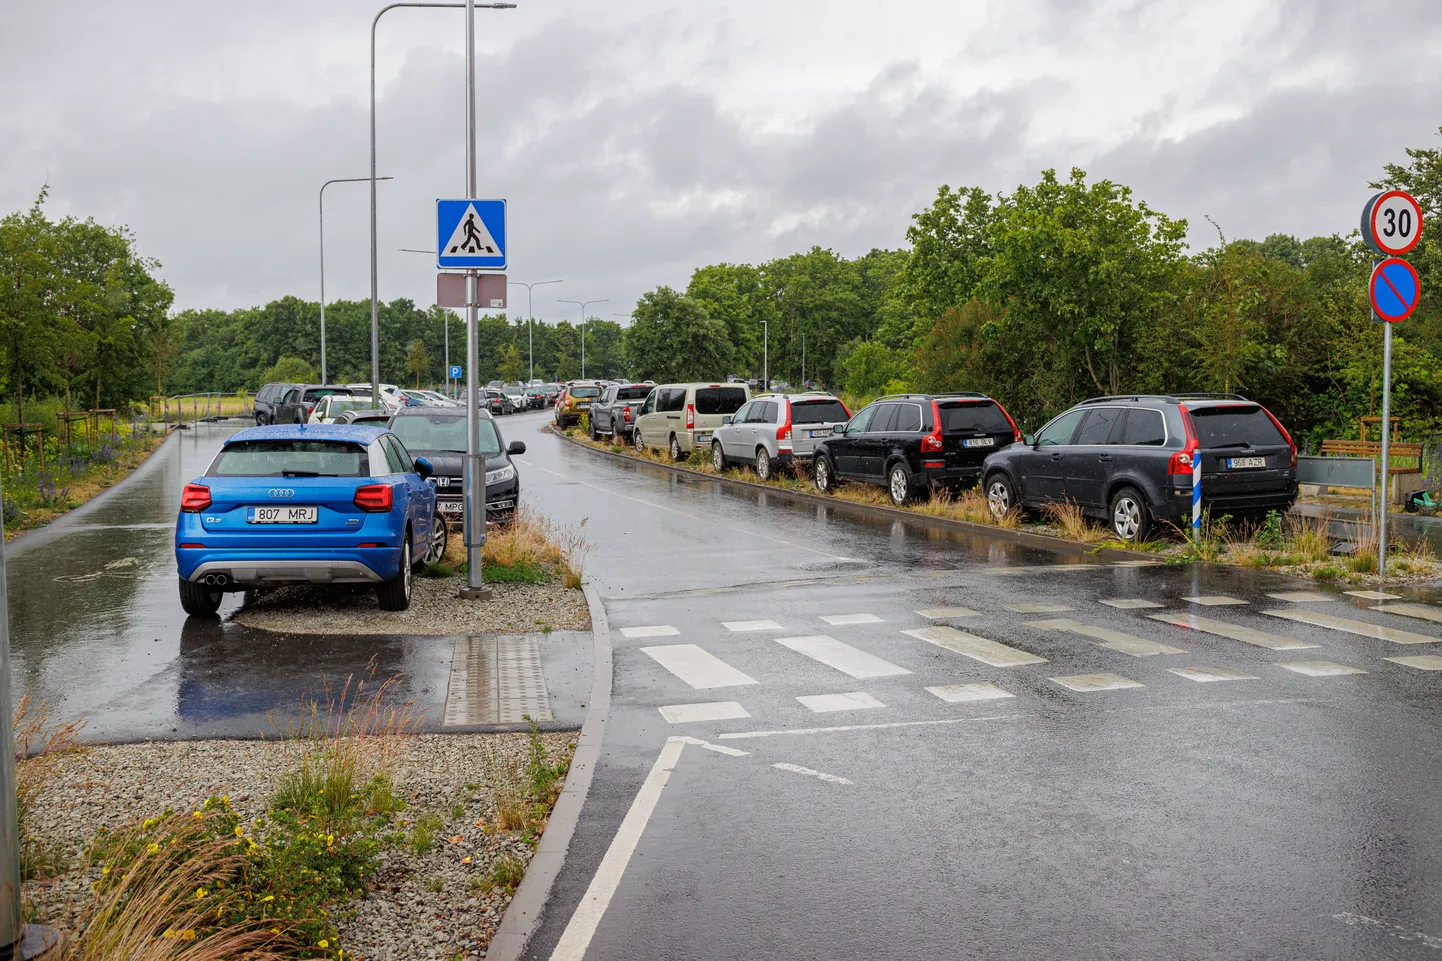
top-left (1366, 189), bottom-right (1425, 257)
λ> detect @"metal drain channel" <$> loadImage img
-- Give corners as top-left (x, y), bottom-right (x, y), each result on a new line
top-left (444, 635), bottom-right (553, 725)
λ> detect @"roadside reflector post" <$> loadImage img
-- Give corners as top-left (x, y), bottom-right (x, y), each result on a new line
top-left (1192, 450), bottom-right (1202, 543)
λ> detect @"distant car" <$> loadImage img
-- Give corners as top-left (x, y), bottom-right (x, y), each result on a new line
top-left (527, 378), bottom-right (545, 389)
top-left (589, 383), bottom-right (655, 442)
top-left (711, 392), bottom-right (850, 480)
top-left (483, 389), bottom-right (508, 416)
top-left (633, 382), bottom-right (751, 461)
top-left (173, 424), bottom-right (438, 616)
top-left (813, 392), bottom-right (1021, 506)
top-left (389, 407), bottom-right (526, 534)
top-left (525, 387), bottom-right (550, 409)
top-left (255, 384), bottom-right (355, 426)
top-left (413, 389), bottom-right (459, 407)
top-left (554, 382), bottom-right (602, 428)
top-left (309, 393), bottom-right (379, 424)
top-left (981, 393), bottom-right (1298, 542)
top-left (500, 386), bottom-right (527, 412)
top-left (333, 409), bottom-right (393, 425)
top-left (342, 383), bottom-right (407, 412)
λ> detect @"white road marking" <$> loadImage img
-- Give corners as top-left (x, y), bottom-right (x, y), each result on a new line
top-left (1148, 612), bottom-right (1317, 650)
top-left (1005, 602), bottom-right (1073, 613)
top-left (903, 626), bottom-right (1048, 667)
top-left (1330, 912), bottom-right (1442, 950)
top-left (549, 737), bottom-right (686, 961)
top-left (1268, 591), bottom-right (1334, 602)
top-left (1277, 661), bottom-right (1367, 677)
top-left (796, 691), bottom-right (886, 713)
top-left (718, 712), bottom-right (1025, 740)
top-left (819, 613), bottom-right (884, 626)
top-left (776, 635), bottom-right (911, 679)
top-left (1344, 590), bottom-right (1402, 600)
top-left (772, 762), bottom-right (852, 785)
top-left (1384, 654), bottom-right (1442, 670)
top-left (1110, 560), bottom-right (1167, 567)
top-left (723, 619), bottom-right (784, 632)
top-left (1099, 598), bottom-right (1164, 610)
top-left (1168, 665), bottom-right (1259, 683)
top-left (528, 461), bottom-right (853, 562)
top-left (658, 701), bottom-right (751, 723)
top-left (1182, 595), bottom-right (1248, 606)
top-left (675, 736), bottom-right (750, 757)
top-left (1050, 673), bottom-right (1144, 692)
top-left (926, 682), bottom-right (1014, 703)
top-left (915, 606), bottom-right (981, 619)
top-left (989, 564), bottom-right (1095, 574)
top-left (1026, 618), bottom-right (1185, 656)
top-left (1263, 609), bottom-right (1440, 645)
top-left (641, 644), bottom-right (759, 689)
top-left (1371, 602), bottom-right (1442, 624)
top-left (620, 624), bottom-right (680, 639)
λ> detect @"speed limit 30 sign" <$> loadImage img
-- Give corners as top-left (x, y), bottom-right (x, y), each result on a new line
top-left (1362, 189), bottom-right (1424, 256)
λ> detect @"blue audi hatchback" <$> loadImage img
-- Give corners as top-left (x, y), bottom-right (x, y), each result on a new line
top-left (174, 424), bottom-right (437, 616)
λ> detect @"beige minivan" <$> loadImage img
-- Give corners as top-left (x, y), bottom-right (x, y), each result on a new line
top-left (633, 382), bottom-right (751, 460)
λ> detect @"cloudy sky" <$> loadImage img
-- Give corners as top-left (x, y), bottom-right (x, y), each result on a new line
top-left (3, 0), bottom-right (1440, 321)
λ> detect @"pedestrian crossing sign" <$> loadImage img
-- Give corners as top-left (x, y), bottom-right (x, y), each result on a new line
top-left (436, 199), bottom-right (506, 270)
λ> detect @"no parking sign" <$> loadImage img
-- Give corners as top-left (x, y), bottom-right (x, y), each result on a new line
top-left (1370, 257), bottom-right (1421, 323)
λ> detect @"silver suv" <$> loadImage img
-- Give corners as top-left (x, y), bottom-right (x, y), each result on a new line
top-left (633, 382), bottom-right (751, 460)
top-left (710, 392), bottom-right (851, 480)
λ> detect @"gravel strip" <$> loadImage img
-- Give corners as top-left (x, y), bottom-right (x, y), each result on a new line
top-left (233, 576), bottom-right (590, 636)
top-left (22, 733), bottom-right (575, 960)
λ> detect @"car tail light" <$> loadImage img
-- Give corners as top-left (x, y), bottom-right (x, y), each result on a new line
top-left (1168, 407), bottom-right (1200, 475)
top-left (353, 484), bottom-right (393, 512)
top-left (921, 401), bottom-right (944, 453)
top-left (623, 406), bottom-right (632, 422)
top-left (996, 401), bottom-right (1023, 444)
top-left (180, 484), bottom-right (211, 512)
top-left (776, 402), bottom-right (792, 442)
top-left (1260, 405), bottom-right (1298, 468)
top-left (685, 403), bottom-right (695, 429)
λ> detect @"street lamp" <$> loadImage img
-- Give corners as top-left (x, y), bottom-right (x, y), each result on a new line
top-left (508, 279), bottom-right (563, 381)
top-left (369, 0), bottom-right (515, 410)
top-left (558, 299), bottom-right (607, 379)
top-left (321, 176), bottom-right (392, 386)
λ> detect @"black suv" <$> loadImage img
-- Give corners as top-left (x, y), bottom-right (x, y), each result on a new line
top-left (813, 393), bottom-right (1021, 505)
top-left (981, 393), bottom-right (1298, 542)
top-left (253, 383), bottom-right (355, 426)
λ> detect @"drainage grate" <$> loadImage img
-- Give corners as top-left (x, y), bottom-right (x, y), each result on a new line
top-left (444, 635), bottom-right (553, 725)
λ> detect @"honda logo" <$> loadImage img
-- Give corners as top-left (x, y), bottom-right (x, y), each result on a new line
top-left (267, 488), bottom-right (296, 498)
top-left (435, 476), bottom-right (452, 488)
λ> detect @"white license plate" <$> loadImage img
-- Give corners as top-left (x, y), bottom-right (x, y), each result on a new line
top-left (437, 501), bottom-right (464, 514)
top-left (694, 433), bottom-right (710, 444)
top-left (809, 428), bottom-right (832, 438)
top-left (1228, 456), bottom-right (1267, 469)
top-left (963, 437), bottom-right (997, 448)
top-left (247, 506), bottom-right (318, 524)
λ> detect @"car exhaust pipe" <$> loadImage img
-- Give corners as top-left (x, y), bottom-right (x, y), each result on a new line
top-left (202, 573), bottom-right (230, 587)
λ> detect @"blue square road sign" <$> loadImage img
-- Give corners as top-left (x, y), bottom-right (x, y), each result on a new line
top-left (436, 199), bottom-right (507, 270)
top-left (449, 365), bottom-right (463, 379)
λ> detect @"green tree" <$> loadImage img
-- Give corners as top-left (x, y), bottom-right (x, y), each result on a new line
top-left (406, 339), bottom-right (432, 388)
top-left (261, 356), bottom-right (318, 385)
top-left (497, 342), bottom-right (522, 383)
top-left (625, 287), bottom-right (732, 382)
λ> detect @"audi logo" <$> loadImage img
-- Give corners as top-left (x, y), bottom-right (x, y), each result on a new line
top-left (268, 488), bottom-right (296, 498)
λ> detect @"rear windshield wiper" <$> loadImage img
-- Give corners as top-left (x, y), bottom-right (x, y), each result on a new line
top-left (1210, 442), bottom-right (1254, 450)
top-left (281, 469), bottom-right (322, 477)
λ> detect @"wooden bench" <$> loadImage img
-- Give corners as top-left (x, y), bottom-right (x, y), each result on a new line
top-left (1318, 439), bottom-right (1423, 476)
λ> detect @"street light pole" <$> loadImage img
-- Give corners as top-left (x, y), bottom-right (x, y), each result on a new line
top-left (322, 176), bottom-right (391, 386)
top-left (558, 299), bottom-right (607, 379)
top-left (507, 280), bottom-right (562, 382)
top-left (400, 247), bottom-right (454, 396)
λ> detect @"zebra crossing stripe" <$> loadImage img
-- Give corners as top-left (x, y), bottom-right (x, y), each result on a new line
top-left (1263, 609), bottom-right (1440, 645)
top-left (902, 626), bottom-right (1047, 667)
top-left (1370, 603), bottom-right (1442, 625)
top-left (641, 644), bottom-right (758, 689)
top-left (1148, 612), bottom-right (1317, 651)
top-left (776, 635), bottom-right (910, 679)
top-left (1026, 618), bottom-right (1185, 656)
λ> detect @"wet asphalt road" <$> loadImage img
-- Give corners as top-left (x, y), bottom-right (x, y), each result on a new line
top-left (513, 414), bottom-right (1442, 961)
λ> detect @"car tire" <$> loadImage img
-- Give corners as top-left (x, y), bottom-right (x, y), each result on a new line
top-left (376, 536), bottom-right (413, 611)
top-left (1109, 486), bottom-right (1153, 543)
top-left (888, 462), bottom-right (914, 506)
top-left (633, 427), bottom-right (645, 453)
top-left (178, 577), bottom-right (223, 617)
top-left (423, 514), bottom-right (448, 566)
top-left (669, 434), bottom-right (683, 462)
top-left (589, 417), bottom-right (599, 441)
top-left (254, 413), bottom-right (267, 427)
top-left (814, 455), bottom-right (836, 494)
top-left (985, 473), bottom-right (1017, 520)
top-left (755, 447), bottom-right (773, 481)
top-left (712, 442), bottom-right (726, 472)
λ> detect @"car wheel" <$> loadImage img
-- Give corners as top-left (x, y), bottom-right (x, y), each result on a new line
top-left (814, 455), bottom-right (835, 493)
top-left (985, 473), bottom-right (1016, 519)
top-left (423, 514), bottom-right (448, 566)
top-left (712, 442), bottom-right (726, 472)
top-left (589, 417), bottom-right (599, 441)
top-left (755, 447), bottom-right (772, 481)
top-left (633, 427), bottom-right (645, 453)
top-left (376, 535), bottom-right (413, 611)
top-left (1109, 486), bottom-right (1153, 543)
top-left (178, 577), bottom-right (223, 617)
top-left (669, 434), bottom-right (683, 462)
top-left (888, 463), bottom-right (913, 506)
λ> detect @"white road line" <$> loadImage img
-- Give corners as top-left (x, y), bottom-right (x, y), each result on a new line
top-left (1384, 654), bottom-right (1442, 670)
top-left (620, 624), bottom-right (679, 639)
top-left (772, 762), bottom-right (852, 785)
top-left (926, 682), bottom-right (1014, 703)
top-left (717, 712), bottom-right (1026, 740)
top-left (1182, 595), bottom-right (1248, 606)
top-left (675, 736), bottom-right (750, 757)
top-left (723, 619), bottom-right (784, 632)
top-left (658, 701), bottom-right (751, 723)
top-left (902, 625), bottom-right (1048, 667)
top-left (1099, 598), bottom-right (1164, 610)
top-left (1005, 602), bottom-right (1073, 613)
top-left (1050, 673), bottom-right (1144, 692)
top-left (1277, 661), bottom-right (1367, 677)
top-left (1168, 665), bottom-right (1259, 683)
top-left (819, 613), bottom-right (884, 625)
top-left (915, 607), bottom-right (981, 619)
top-left (796, 691), bottom-right (887, 713)
top-left (776, 635), bottom-right (911, 679)
top-left (549, 737), bottom-right (686, 961)
top-left (1026, 618), bottom-right (1185, 656)
top-left (989, 564), bottom-right (1096, 574)
top-left (641, 644), bottom-right (759, 689)
top-left (1110, 560), bottom-right (1166, 567)
top-left (528, 461), bottom-right (853, 562)
top-left (1148, 612), bottom-right (1317, 650)
top-left (1263, 609), bottom-right (1440, 645)
top-left (1371, 602), bottom-right (1442, 624)
top-left (1344, 590), bottom-right (1402, 600)
top-left (1268, 591), bottom-right (1334, 603)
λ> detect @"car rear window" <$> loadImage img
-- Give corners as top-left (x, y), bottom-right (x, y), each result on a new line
top-left (303, 387), bottom-right (352, 403)
top-left (570, 386), bottom-right (601, 399)
top-left (1120, 409), bottom-right (1166, 446)
top-left (1190, 405), bottom-right (1286, 448)
top-left (792, 399), bottom-right (849, 424)
top-left (939, 401), bottom-right (1010, 433)
top-left (390, 415), bottom-right (500, 453)
top-left (618, 386), bottom-right (652, 401)
top-left (695, 387), bottom-right (748, 415)
top-left (211, 440), bottom-right (370, 477)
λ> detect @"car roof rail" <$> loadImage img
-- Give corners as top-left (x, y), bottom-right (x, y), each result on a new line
top-left (1171, 392), bottom-right (1250, 401)
top-left (932, 391), bottom-right (991, 400)
top-left (1078, 394), bottom-right (1177, 404)
top-left (873, 393), bottom-right (932, 402)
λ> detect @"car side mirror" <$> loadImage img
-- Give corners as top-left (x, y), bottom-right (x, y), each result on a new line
top-left (414, 456), bottom-right (434, 479)
top-left (507, 441), bottom-right (526, 455)
top-left (722, 415), bottom-right (733, 425)
top-left (835, 424), bottom-right (848, 436)
top-left (1023, 434), bottom-right (1036, 448)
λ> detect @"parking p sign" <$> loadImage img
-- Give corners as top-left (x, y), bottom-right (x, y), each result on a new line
top-left (449, 365), bottom-right (463, 379)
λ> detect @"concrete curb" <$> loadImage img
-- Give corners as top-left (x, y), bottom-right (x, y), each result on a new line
top-left (487, 583), bottom-right (612, 961)
top-left (547, 426), bottom-right (1161, 563)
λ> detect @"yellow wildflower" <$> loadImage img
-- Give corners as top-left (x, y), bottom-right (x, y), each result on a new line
top-left (181, 930), bottom-right (195, 941)
top-left (192, 811), bottom-right (203, 819)
top-left (146, 843), bottom-right (160, 854)
top-left (162, 929), bottom-right (176, 940)
top-left (261, 895), bottom-right (274, 903)
top-left (318, 940), bottom-right (329, 949)
top-left (195, 887), bottom-right (208, 899)
top-left (235, 825), bottom-right (244, 838)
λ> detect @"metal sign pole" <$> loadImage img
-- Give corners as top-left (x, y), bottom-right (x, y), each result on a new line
top-left (1379, 317), bottom-right (1393, 572)
top-left (460, 0), bottom-right (490, 600)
